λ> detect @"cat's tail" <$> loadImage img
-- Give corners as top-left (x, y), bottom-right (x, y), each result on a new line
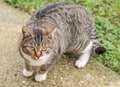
top-left (91, 27), bottom-right (106, 56)
top-left (92, 42), bottom-right (106, 56)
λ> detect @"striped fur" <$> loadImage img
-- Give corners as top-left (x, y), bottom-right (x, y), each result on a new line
top-left (19, 2), bottom-right (106, 82)
top-left (26, 2), bottom-right (106, 54)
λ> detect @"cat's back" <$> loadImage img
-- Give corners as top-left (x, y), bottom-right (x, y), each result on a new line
top-left (41, 2), bottom-right (83, 12)
top-left (35, 2), bottom-right (89, 18)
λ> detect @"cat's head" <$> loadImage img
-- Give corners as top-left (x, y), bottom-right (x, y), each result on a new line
top-left (20, 26), bottom-right (55, 60)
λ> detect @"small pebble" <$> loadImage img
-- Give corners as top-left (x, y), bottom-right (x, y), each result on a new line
top-left (60, 77), bottom-right (63, 80)
top-left (103, 76), bottom-right (105, 79)
top-left (22, 81), bottom-right (26, 84)
top-left (81, 81), bottom-right (84, 83)
top-left (54, 75), bottom-right (57, 79)
top-left (14, 74), bottom-right (17, 76)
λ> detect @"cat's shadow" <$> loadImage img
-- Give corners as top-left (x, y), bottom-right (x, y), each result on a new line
top-left (62, 52), bottom-right (79, 61)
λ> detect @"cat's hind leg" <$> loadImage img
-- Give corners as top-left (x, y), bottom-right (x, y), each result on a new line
top-left (75, 41), bottom-right (93, 68)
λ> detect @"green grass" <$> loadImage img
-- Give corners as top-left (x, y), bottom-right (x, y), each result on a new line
top-left (4, 0), bottom-right (46, 12)
top-left (4, 0), bottom-right (120, 74)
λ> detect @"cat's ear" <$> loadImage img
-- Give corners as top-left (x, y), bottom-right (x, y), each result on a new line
top-left (22, 26), bottom-right (32, 38)
top-left (42, 28), bottom-right (56, 37)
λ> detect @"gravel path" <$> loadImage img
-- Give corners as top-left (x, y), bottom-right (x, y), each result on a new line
top-left (0, 1), bottom-right (120, 87)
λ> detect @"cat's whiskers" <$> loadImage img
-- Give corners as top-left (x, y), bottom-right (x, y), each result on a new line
top-left (20, 47), bottom-right (51, 66)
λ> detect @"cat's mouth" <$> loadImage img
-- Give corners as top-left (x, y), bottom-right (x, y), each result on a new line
top-left (32, 54), bottom-right (44, 60)
top-left (33, 56), bottom-right (39, 60)
top-left (32, 50), bottom-right (43, 60)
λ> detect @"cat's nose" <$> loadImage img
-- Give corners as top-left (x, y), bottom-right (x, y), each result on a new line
top-left (35, 51), bottom-right (42, 59)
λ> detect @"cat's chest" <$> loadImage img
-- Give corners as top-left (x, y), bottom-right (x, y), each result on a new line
top-left (21, 49), bottom-right (50, 66)
top-left (29, 54), bottom-right (50, 66)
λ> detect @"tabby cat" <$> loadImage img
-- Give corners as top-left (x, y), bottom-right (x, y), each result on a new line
top-left (18, 2), bottom-right (106, 82)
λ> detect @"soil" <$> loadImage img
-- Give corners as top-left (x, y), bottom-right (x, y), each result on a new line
top-left (0, 1), bottom-right (120, 87)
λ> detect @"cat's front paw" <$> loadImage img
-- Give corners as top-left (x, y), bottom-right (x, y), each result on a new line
top-left (35, 72), bottom-right (47, 82)
top-left (75, 60), bottom-right (87, 68)
top-left (23, 68), bottom-right (33, 77)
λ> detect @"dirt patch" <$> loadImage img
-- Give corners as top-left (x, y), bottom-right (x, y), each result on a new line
top-left (0, 1), bottom-right (120, 87)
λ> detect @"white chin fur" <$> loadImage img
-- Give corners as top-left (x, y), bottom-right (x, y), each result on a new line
top-left (20, 47), bottom-right (50, 66)
top-left (35, 72), bottom-right (47, 82)
top-left (23, 68), bottom-right (33, 77)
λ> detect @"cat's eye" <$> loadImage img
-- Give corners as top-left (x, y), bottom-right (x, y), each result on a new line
top-left (29, 46), bottom-right (35, 51)
top-left (23, 48), bottom-right (28, 53)
top-left (42, 47), bottom-right (47, 51)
